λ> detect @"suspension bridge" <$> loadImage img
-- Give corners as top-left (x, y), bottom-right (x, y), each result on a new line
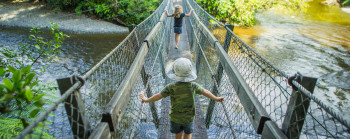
top-left (15, 0), bottom-right (350, 138)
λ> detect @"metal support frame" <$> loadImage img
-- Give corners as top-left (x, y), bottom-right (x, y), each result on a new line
top-left (141, 66), bottom-right (160, 128)
top-left (57, 75), bottom-right (91, 139)
top-left (282, 73), bottom-right (317, 138)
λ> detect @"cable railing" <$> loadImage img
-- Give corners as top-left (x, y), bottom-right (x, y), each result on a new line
top-left (14, 0), bottom-right (168, 138)
top-left (185, 0), bottom-right (350, 138)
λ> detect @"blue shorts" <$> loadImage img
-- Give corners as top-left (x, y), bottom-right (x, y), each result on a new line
top-left (170, 121), bottom-right (193, 134)
top-left (174, 27), bottom-right (183, 34)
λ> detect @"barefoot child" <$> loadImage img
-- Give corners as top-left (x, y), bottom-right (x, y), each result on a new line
top-left (165, 5), bottom-right (193, 49)
top-left (140, 58), bottom-right (223, 139)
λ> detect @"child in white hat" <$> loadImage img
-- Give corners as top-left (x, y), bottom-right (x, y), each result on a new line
top-left (140, 57), bottom-right (223, 139)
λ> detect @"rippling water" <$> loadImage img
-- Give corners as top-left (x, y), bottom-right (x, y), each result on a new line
top-left (234, 1), bottom-right (350, 119)
top-left (0, 27), bottom-right (128, 81)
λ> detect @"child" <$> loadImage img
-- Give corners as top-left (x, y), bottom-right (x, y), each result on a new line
top-left (139, 58), bottom-right (223, 139)
top-left (165, 5), bottom-right (193, 49)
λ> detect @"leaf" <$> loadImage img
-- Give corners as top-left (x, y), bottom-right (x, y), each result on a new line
top-left (0, 94), bottom-right (14, 101)
top-left (24, 86), bottom-right (34, 101)
top-left (3, 79), bottom-right (13, 90)
top-left (25, 73), bottom-right (36, 85)
top-left (34, 94), bottom-right (45, 101)
top-left (30, 109), bottom-right (40, 118)
top-left (8, 66), bottom-right (16, 73)
top-left (11, 70), bottom-right (21, 83)
top-left (34, 44), bottom-right (41, 50)
top-left (33, 100), bottom-right (44, 107)
top-left (0, 67), bottom-right (4, 76)
top-left (21, 65), bottom-right (31, 74)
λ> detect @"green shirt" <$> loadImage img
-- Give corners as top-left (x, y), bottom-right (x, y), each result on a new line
top-left (160, 82), bottom-right (205, 124)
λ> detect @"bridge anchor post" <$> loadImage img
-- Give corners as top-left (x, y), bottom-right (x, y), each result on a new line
top-left (56, 75), bottom-right (91, 139)
top-left (281, 73), bottom-right (317, 138)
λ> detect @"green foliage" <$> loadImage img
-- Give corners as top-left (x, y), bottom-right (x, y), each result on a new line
top-left (74, 0), bottom-right (116, 19)
top-left (0, 66), bottom-right (43, 127)
top-left (0, 23), bottom-right (65, 137)
top-left (116, 0), bottom-right (160, 25)
top-left (342, 0), bottom-right (350, 6)
top-left (0, 118), bottom-right (54, 138)
top-left (22, 23), bottom-right (69, 66)
top-left (196, 0), bottom-right (308, 26)
top-left (46, 0), bottom-right (82, 10)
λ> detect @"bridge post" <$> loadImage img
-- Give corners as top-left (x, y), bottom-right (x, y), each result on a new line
top-left (205, 24), bottom-right (234, 128)
top-left (281, 73), bottom-right (317, 138)
top-left (223, 24), bottom-right (234, 52)
top-left (141, 66), bottom-right (159, 128)
top-left (56, 75), bottom-right (91, 139)
top-left (195, 32), bottom-right (205, 75)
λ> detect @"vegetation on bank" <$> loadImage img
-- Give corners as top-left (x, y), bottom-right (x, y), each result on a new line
top-left (196, 0), bottom-right (309, 26)
top-left (44, 0), bottom-right (160, 25)
top-left (0, 23), bottom-right (66, 137)
top-left (340, 0), bottom-right (350, 6)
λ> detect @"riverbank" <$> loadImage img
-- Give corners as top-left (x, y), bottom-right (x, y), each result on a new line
top-left (0, 1), bottom-right (129, 34)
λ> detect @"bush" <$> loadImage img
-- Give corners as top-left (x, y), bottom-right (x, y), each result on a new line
top-left (116, 0), bottom-right (160, 25)
top-left (196, 0), bottom-right (307, 26)
top-left (0, 23), bottom-right (67, 137)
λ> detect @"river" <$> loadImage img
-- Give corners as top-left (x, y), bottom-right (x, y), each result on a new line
top-left (0, 27), bottom-right (128, 83)
top-left (234, 0), bottom-right (350, 119)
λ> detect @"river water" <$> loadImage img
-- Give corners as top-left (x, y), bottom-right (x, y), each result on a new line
top-left (0, 27), bottom-right (128, 82)
top-left (234, 0), bottom-right (350, 118)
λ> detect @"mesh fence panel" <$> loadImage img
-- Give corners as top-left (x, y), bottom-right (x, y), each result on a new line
top-left (186, 0), bottom-right (350, 138)
top-left (14, 0), bottom-right (169, 138)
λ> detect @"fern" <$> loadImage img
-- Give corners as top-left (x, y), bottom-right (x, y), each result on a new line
top-left (0, 118), bottom-right (55, 138)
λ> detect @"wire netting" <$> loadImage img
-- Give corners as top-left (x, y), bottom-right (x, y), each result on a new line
top-left (184, 0), bottom-right (259, 138)
top-left (185, 0), bottom-right (350, 138)
top-left (111, 3), bottom-right (171, 137)
top-left (15, 0), bottom-right (169, 138)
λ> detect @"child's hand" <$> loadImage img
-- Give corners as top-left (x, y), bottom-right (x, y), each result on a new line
top-left (139, 93), bottom-right (147, 102)
top-left (215, 96), bottom-right (224, 102)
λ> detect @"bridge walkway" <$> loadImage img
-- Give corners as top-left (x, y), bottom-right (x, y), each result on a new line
top-left (158, 0), bottom-right (207, 138)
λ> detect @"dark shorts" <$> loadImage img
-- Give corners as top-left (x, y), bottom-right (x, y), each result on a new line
top-left (170, 121), bottom-right (193, 134)
top-left (174, 26), bottom-right (183, 34)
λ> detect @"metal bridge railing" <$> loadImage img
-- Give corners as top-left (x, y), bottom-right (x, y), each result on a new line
top-left (15, 0), bottom-right (169, 138)
top-left (185, 0), bottom-right (350, 138)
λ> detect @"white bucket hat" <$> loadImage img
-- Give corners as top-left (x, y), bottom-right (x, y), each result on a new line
top-left (165, 58), bottom-right (197, 82)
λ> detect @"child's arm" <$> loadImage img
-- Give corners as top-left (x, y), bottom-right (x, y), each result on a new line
top-left (165, 10), bottom-right (173, 17)
top-left (185, 9), bottom-right (193, 17)
top-left (202, 89), bottom-right (224, 102)
top-left (140, 93), bottom-right (163, 103)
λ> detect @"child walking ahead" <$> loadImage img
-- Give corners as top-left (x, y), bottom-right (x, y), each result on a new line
top-left (140, 58), bottom-right (223, 139)
top-left (165, 5), bottom-right (193, 49)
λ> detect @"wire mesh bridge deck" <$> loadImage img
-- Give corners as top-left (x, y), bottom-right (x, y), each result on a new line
top-left (15, 0), bottom-right (350, 138)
